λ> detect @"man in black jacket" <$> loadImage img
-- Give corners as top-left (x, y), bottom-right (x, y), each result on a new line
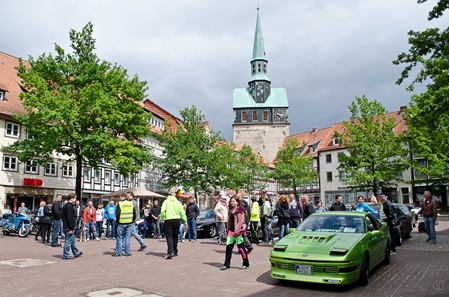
top-left (378, 194), bottom-right (398, 255)
top-left (61, 193), bottom-right (82, 260)
top-left (185, 196), bottom-right (199, 242)
top-left (330, 195), bottom-right (347, 211)
top-left (51, 194), bottom-right (63, 247)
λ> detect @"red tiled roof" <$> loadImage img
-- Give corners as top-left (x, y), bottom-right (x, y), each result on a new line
top-left (142, 98), bottom-right (182, 133)
top-left (279, 109), bottom-right (407, 157)
top-left (0, 52), bottom-right (28, 116)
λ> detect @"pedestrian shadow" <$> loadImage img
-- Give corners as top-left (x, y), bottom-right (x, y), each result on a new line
top-left (213, 249), bottom-right (225, 254)
top-left (146, 251), bottom-right (166, 257)
top-left (203, 261), bottom-right (224, 268)
top-left (199, 241), bottom-right (219, 245)
top-left (102, 251), bottom-right (116, 256)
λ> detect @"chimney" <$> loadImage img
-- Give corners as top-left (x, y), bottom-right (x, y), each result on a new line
top-left (399, 106), bottom-right (407, 114)
top-left (311, 127), bottom-right (318, 134)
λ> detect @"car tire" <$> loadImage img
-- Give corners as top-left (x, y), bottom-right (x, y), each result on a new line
top-left (383, 244), bottom-right (390, 265)
top-left (405, 222), bottom-right (412, 239)
top-left (359, 253), bottom-right (369, 286)
top-left (396, 228), bottom-right (403, 246)
top-left (208, 225), bottom-right (217, 238)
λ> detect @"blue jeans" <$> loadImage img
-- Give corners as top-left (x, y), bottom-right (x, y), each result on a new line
top-left (266, 218), bottom-right (274, 241)
top-left (424, 216), bottom-right (436, 243)
top-left (63, 230), bottom-right (80, 258)
top-left (279, 223), bottom-right (289, 240)
top-left (106, 219), bottom-right (116, 238)
top-left (51, 219), bottom-right (61, 245)
top-left (143, 219), bottom-right (152, 238)
top-left (130, 223), bottom-right (145, 246)
top-left (187, 218), bottom-right (197, 241)
top-left (178, 223), bottom-right (185, 241)
top-left (152, 218), bottom-right (161, 238)
top-left (86, 221), bottom-right (98, 240)
top-left (116, 223), bottom-right (132, 256)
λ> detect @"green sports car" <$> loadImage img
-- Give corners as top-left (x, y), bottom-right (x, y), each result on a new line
top-left (270, 212), bottom-right (390, 285)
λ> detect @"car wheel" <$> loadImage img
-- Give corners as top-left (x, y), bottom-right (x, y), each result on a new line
top-left (359, 253), bottom-right (369, 286)
top-left (383, 244), bottom-right (390, 265)
top-left (396, 228), bottom-right (403, 246)
top-left (208, 225), bottom-right (217, 238)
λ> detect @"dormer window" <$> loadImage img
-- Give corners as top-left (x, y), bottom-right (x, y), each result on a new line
top-left (0, 90), bottom-right (5, 101)
top-left (332, 137), bottom-right (340, 146)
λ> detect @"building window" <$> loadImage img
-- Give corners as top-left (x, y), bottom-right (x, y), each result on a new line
top-left (414, 159), bottom-right (427, 180)
top-left (326, 171), bottom-right (333, 182)
top-left (114, 172), bottom-right (120, 185)
top-left (123, 175), bottom-right (129, 186)
top-left (5, 122), bottom-right (20, 138)
top-left (338, 170), bottom-right (346, 182)
top-left (83, 168), bottom-right (91, 182)
top-left (44, 163), bottom-right (57, 176)
top-left (3, 156), bottom-right (18, 171)
top-left (25, 160), bottom-right (39, 174)
top-left (252, 111), bottom-right (257, 121)
top-left (332, 137), bottom-right (340, 146)
top-left (258, 63), bottom-right (261, 73)
top-left (105, 171), bottom-right (111, 184)
top-left (326, 154), bottom-right (332, 163)
top-left (252, 64), bottom-right (256, 74)
top-left (94, 169), bottom-right (101, 183)
top-left (63, 165), bottom-right (73, 177)
top-left (0, 90), bottom-right (5, 101)
top-left (242, 111), bottom-right (247, 122)
top-left (263, 111), bottom-right (268, 121)
top-left (131, 175), bottom-right (136, 187)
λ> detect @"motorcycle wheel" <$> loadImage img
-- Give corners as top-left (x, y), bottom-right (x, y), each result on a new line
top-left (3, 229), bottom-right (11, 236)
top-left (18, 224), bottom-right (30, 237)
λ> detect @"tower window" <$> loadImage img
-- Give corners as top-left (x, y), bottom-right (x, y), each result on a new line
top-left (258, 63), bottom-right (261, 73)
top-left (263, 64), bottom-right (267, 73)
top-left (252, 111), bottom-right (257, 121)
top-left (242, 112), bottom-right (247, 122)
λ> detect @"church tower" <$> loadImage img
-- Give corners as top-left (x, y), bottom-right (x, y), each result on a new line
top-left (233, 8), bottom-right (290, 162)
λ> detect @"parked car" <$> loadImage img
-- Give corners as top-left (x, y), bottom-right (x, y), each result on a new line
top-left (196, 209), bottom-right (217, 238)
top-left (406, 203), bottom-right (420, 223)
top-left (367, 203), bottom-right (413, 246)
top-left (270, 212), bottom-right (390, 285)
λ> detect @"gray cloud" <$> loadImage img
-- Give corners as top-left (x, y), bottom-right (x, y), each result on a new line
top-left (2, 0), bottom-right (443, 140)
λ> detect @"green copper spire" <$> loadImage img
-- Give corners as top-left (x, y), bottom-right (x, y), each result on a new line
top-left (249, 7), bottom-right (270, 83)
top-left (252, 8), bottom-right (266, 61)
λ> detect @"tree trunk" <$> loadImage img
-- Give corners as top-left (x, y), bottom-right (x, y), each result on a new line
top-left (75, 154), bottom-right (83, 200)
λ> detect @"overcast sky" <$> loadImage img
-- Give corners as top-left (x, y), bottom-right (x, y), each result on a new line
top-left (2, 0), bottom-right (444, 141)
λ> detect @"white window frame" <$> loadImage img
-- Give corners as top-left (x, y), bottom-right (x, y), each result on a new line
top-left (105, 171), bottom-right (111, 184)
top-left (3, 156), bottom-right (18, 171)
top-left (83, 168), bottom-right (91, 182)
top-left (25, 160), bottom-right (39, 174)
top-left (94, 169), bottom-right (101, 183)
top-left (5, 122), bottom-right (20, 138)
top-left (0, 90), bottom-right (5, 101)
top-left (63, 165), bottom-right (74, 177)
top-left (44, 163), bottom-right (57, 176)
top-left (332, 137), bottom-right (340, 146)
top-left (114, 172), bottom-right (120, 185)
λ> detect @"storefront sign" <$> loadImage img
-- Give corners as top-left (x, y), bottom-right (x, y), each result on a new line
top-left (23, 178), bottom-right (43, 187)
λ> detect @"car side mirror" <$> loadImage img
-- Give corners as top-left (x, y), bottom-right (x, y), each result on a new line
top-left (371, 230), bottom-right (382, 236)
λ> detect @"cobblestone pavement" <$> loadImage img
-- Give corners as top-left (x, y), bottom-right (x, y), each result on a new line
top-left (0, 221), bottom-right (448, 297)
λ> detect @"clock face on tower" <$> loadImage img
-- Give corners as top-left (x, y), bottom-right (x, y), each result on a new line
top-left (274, 108), bottom-right (286, 121)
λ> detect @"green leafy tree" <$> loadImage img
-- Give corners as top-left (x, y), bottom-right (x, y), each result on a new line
top-left (271, 138), bottom-right (318, 195)
top-left (226, 144), bottom-right (269, 194)
top-left (154, 106), bottom-right (226, 198)
top-left (335, 96), bottom-right (408, 196)
top-left (6, 22), bottom-right (153, 199)
top-left (393, 0), bottom-right (449, 183)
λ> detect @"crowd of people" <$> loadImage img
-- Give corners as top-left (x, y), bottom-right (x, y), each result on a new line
top-left (1, 189), bottom-right (439, 266)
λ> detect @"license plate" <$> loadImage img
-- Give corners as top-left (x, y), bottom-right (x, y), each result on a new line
top-left (295, 264), bottom-right (312, 275)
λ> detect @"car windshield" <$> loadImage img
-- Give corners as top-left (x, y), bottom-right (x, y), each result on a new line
top-left (197, 209), bottom-right (213, 219)
top-left (394, 204), bottom-right (411, 215)
top-left (297, 215), bottom-right (366, 233)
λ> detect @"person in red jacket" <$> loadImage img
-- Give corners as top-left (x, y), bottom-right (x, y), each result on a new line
top-left (219, 195), bottom-right (249, 270)
top-left (83, 201), bottom-right (99, 241)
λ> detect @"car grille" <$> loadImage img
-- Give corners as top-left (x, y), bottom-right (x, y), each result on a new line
top-left (275, 263), bottom-right (337, 274)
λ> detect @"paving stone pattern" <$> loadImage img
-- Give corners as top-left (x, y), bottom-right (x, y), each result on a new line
top-left (0, 221), bottom-right (448, 297)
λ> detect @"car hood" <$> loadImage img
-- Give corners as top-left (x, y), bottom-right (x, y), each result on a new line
top-left (274, 231), bottom-right (364, 255)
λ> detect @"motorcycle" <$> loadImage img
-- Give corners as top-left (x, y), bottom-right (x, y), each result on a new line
top-left (0, 212), bottom-right (32, 237)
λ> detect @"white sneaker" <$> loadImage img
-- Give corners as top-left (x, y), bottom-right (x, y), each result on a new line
top-left (96, 238), bottom-right (100, 241)
top-left (86, 238), bottom-right (90, 241)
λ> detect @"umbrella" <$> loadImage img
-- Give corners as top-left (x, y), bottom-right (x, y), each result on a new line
top-left (102, 187), bottom-right (165, 198)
